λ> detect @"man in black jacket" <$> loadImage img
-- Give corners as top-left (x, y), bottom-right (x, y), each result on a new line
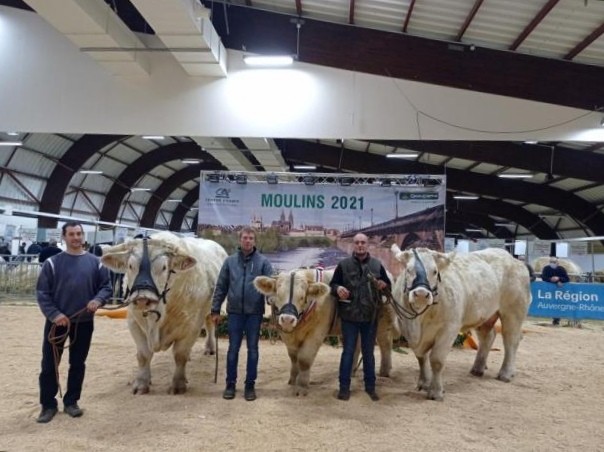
top-left (330, 233), bottom-right (391, 402)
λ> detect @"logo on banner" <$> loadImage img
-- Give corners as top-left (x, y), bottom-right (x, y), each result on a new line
top-left (204, 187), bottom-right (239, 205)
top-left (398, 192), bottom-right (439, 201)
top-left (216, 188), bottom-right (230, 199)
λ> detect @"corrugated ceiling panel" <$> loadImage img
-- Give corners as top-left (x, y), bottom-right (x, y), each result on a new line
top-left (106, 143), bottom-right (144, 164)
top-left (406, 0), bottom-right (473, 40)
top-left (7, 148), bottom-right (56, 178)
top-left (355, 0), bottom-right (409, 31)
top-left (25, 133), bottom-right (75, 159)
top-left (572, 185), bottom-right (604, 203)
top-left (464, 0), bottom-right (545, 49)
top-left (302, 0), bottom-right (349, 23)
top-left (521, 0), bottom-right (604, 57)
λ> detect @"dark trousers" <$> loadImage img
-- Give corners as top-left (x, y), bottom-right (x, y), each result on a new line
top-left (339, 319), bottom-right (377, 391)
top-left (39, 319), bottom-right (94, 409)
top-left (225, 313), bottom-right (263, 386)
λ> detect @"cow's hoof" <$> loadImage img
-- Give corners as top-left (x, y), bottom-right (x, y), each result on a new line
top-left (470, 368), bottom-right (485, 377)
top-left (168, 385), bottom-right (187, 395)
top-left (496, 374), bottom-right (512, 383)
top-left (295, 388), bottom-right (309, 397)
top-left (416, 382), bottom-right (430, 392)
top-left (427, 391), bottom-right (444, 401)
top-left (133, 386), bottom-right (150, 395)
top-left (203, 350), bottom-right (215, 356)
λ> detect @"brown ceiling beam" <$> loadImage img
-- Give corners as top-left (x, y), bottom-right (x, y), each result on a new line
top-left (374, 140), bottom-right (604, 183)
top-left (99, 143), bottom-right (223, 225)
top-left (402, 0), bottom-right (416, 33)
top-left (277, 139), bottom-right (604, 238)
top-left (209, 5), bottom-right (604, 111)
top-left (348, 0), bottom-right (355, 25)
top-left (295, 0), bottom-right (302, 17)
top-left (140, 164), bottom-right (211, 228)
top-left (38, 134), bottom-right (124, 228)
top-left (565, 22), bottom-right (604, 60)
top-left (510, 0), bottom-right (559, 51)
top-left (455, 0), bottom-right (484, 41)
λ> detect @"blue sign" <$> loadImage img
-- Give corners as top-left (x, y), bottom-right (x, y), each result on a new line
top-left (529, 281), bottom-right (604, 320)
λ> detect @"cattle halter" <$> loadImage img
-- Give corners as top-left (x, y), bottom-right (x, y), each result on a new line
top-left (127, 238), bottom-right (174, 322)
top-left (270, 271), bottom-right (317, 333)
top-left (404, 248), bottom-right (441, 298)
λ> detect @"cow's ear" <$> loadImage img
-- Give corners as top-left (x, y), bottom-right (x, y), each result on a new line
top-left (434, 251), bottom-right (453, 270)
top-left (101, 251), bottom-right (130, 273)
top-left (171, 254), bottom-right (197, 272)
top-left (307, 282), bottom-right (330, 299)
top-left (254, 276), bottom-right (276, 295)
top-left (390, 244), bottom-right (407, 263)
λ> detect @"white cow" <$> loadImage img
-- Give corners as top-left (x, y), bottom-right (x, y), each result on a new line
top-left (391, 245), bottom-right (531, 401)
top-left (254, 268), bottom-right (400, 396)
top-left (101, 232), bottom-right (227, 394)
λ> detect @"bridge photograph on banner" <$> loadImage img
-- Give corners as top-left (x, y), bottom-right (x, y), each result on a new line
top-left (198, 172), bottom-right (446, 276)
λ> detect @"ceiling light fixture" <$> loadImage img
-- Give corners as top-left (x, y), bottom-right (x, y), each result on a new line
top-left (243, 55), bottom-right (294, 67)
top-left (0, 141), bottom-right (22, 146)
top-left (79, 170), bottom-right (103, 175)
top-left (131, 187), bottom-right (151, 192)
top-left (453, 195), bottom-right (479, 200)
top-left (6, 132), bottom-right (19, 136)
top-left (142, 135), bottom-right (165, 140)
top-left (386, 153), bottom-right (418, 159)
top-left (235, 174), bottom-right (247, 185)
top-left (182, 159), bottom-right (202, 164)
top-left (206, 173), bottom-right (221, 183)
top-left (166, 199), bottom-right (182, 202)
top-left (465, 228), bottom-right (483, 232)
top-left (293, 165), bottom-right (316, 171)
top-left (498, 173), bottom-right (533, 179)
top-left (494, 222), bottom-right (514, 227)
top-left (266, 174), bottom-right (279, 185)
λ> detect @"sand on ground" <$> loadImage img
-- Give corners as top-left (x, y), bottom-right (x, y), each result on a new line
top-left (1, 303), bottom-right (603, 452)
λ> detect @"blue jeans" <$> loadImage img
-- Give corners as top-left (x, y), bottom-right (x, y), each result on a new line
top-left (339, 319), bottom-right (377, 391)
top-left (226, 313), bottom-right (263, 386)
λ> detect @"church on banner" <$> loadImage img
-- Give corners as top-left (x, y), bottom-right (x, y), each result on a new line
top-left (197, 172), bottom-right (446, 275)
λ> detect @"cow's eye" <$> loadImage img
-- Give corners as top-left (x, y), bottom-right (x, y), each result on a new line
top-left (162, 265), bottom-right (167, 272)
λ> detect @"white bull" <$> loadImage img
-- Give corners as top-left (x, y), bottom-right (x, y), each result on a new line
top-left (101, 232), bottom-right (227, 394)
top-left (391, 245), bottom-right (531, 401)
top-left (254, 268), bottom-right (400, 396)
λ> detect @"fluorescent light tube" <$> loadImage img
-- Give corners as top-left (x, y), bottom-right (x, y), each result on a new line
top-left (244, 55), bottom-right (294, 67)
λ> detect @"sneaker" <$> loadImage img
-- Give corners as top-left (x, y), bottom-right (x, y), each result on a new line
top-left (64, 404), bottom-right (83, 418)
top-left (223, 383), bottom-right (236, 400)
top-left (336, 388), bottom-right (350, 401)
top-left (244, 384), bottom-right (256, 401)
top-left (366, 390), bottom-right (380, 402)
top-left (552, 318), bottom-right (560, 326)
top-left (36, 407), bottom-right (58, 423)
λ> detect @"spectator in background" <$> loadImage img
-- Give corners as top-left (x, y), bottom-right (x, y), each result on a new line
top-left (0, 242), bottom-right (11, 262)
top-left (39, 241), bottom-right (62, 263)
top-left (19, 242), bottom-right (26, 255)
top-left (26, 242), bottom-right (43, 262)
top-left (542, 256), bottom-right (570, 326)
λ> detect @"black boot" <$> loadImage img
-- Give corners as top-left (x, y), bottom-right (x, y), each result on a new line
top-left (223, 382), bottom-right (236, 400)
top-left (244, 383), bottom-right (256, 401)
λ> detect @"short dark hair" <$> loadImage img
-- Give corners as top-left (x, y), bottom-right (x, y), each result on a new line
top-left (62, 221), bottom-right (84, 236)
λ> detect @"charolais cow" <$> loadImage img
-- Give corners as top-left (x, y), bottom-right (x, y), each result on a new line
top-left (254, 268), bottom-right (400, 396)
top-left (101, 231), bottom-right (227, 394)
top-left (390, 245), bottom-right (531, 401)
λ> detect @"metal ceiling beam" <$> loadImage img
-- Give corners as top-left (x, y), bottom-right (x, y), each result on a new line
top-left (277, 139), bottom-right (604, 238)
top-left (455, 0), bottom-right (484, 42)
top-left (139, 163), bottom-right (211, 228)
top-left (402, 0), bottom-right (416, 33)
top-left (100, 142), bottom-right (223, 224)
top-left (170, 184), bottom-right (200, 231)
top-left (509, 0), bottom-right (559, 51)
top-left (206, 4), bottom-right (604, 110)
top-left (374, 140), bottom-right (604, 183)
top-left (38, 134), bottom-right (124, 228)
top-left (565, 22), bottom-right (604, 60)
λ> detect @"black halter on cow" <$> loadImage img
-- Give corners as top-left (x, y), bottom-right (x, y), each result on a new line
top-left (125, 238), bottom-right (175, 322)
top-left (101, 232), bottom-right (227, 395)
top-left (391, 244), bottom-right (531, 401)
